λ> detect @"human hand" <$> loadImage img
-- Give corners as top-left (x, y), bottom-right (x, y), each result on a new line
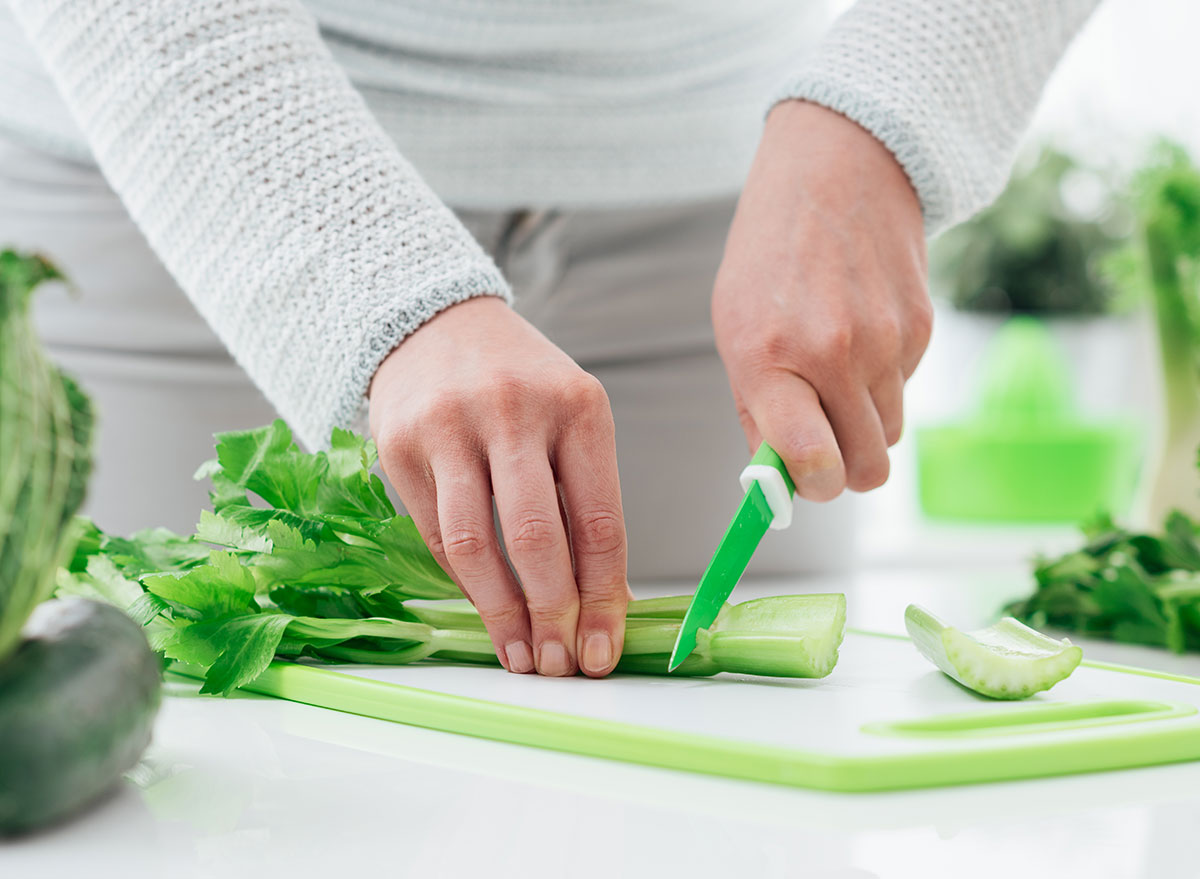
top-left (368, 296), bottom-right (628, 677)
top-left (713, 100), bottom-right (933, 500)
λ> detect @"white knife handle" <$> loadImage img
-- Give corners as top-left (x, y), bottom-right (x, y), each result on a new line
top-left (739, 465), bottom-right (793, 531)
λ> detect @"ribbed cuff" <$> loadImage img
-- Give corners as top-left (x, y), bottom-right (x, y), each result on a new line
top-left (298, 262), bottom-right (512, 451)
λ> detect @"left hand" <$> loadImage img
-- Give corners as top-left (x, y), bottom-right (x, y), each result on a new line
top-left (713, 100), bottom-right (933, 500)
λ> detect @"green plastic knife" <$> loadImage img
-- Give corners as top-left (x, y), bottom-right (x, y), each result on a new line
top-left (667, 442), bottom-right (796, 671)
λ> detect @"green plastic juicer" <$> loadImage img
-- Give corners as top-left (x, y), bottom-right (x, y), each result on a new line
top-left (916, 317), bottom-right (1141, 522)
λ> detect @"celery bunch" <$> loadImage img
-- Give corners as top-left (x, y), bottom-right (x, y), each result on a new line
top-left (61, 421), bottom-right (846, 694)
top-left (1111, 142), bottom-right (1200, 520)
top-left (0, 251), bottom-right (94, 662)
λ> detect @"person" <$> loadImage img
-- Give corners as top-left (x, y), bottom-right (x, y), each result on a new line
top-left (0, 0), bottom-right (1098, 678)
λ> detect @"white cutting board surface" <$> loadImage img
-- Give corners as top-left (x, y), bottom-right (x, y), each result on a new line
top-left (320, 631), bottom-right (1200, 761)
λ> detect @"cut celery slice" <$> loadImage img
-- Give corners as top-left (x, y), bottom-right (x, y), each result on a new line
top-left (904, 604), bottom-right (1082, 700)
top-left (700, 594), bottom-right (847, 678)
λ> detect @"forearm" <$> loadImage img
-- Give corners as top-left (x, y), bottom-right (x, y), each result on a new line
top-left (772, 0), bottom-right (1100, 234)
top-left (8, 0), bottom-right (509, 449)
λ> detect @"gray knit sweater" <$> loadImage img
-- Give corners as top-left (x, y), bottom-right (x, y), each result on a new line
top-left (1, 0), bottom-right (1098, 448)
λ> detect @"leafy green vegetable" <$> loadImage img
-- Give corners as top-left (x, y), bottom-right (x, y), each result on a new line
top-left (201, 420), bottom-right (394, 522)
top-left (68, 537), bottom-right (845, 693)
top-left (195, 420), bottom-right (460, 607)
top-left (1111, 142), bottom-right (1200, 521)
top-left (1010, 510), bottom-right (1200, 653)
top-left (61, 419), bottom-right (847, 692)
top-left (0, 250), bottom-right (94, 662)
top-left (932, 147), bottom-right (1130, 315)
top-left (68, 518), bottom-right (210, 578)
top-left (1016, 145), bottom-right (1200, 649)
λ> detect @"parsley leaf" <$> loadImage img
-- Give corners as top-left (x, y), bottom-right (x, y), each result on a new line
top-left (1011, 511), bottom-right (1200, 653)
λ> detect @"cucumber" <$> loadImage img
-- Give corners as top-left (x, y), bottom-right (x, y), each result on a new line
top-left (0, 598), bottom-right (161, 835)
top-left (905, 604), bottom-right (1082, 700)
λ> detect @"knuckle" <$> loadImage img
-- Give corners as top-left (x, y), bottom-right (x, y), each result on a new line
top-left (442, 526), bottom-right (491, 563)
top-left (487, 373), bottom-right (533, 410)
top-left (574, 509), bottom-right (626, 560)
top-left (815, 324), bottom-right (854, 363)
top-left (779, 435), bottom-right (841, 476)
top-left (423, 528), bottom-right (447, 559)
top-left (560, 374), bottom-right (609, 419)
top-left (578, 587), bottom-right (628, 618)
top-left (524, 589), bottom-right (578, 625)
top-left (909, 296), bottom-right (934, 346)
top-left (508, 515), bottom-right (561, 556)
top-left (741, 331), bottom-right (794, 372)
top-left (420, 388), bottom-right (471, 428)
top-left (375, 423), bottom-right (420, 469)
top-left (475, 597), bottom-right (527, 633)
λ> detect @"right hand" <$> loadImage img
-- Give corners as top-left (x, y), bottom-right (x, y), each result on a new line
top-left (368, 296), bottom-right (629, 677)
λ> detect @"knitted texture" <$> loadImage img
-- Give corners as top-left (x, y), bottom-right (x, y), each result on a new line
top-left (0, 1), bottom-right (826, 208)
top-left (772, 0), bottom-right (1100, 235)
top-left (1, 0), bottom-right (1099, 449)
top-left (6, 0), bottom-right (511, 450)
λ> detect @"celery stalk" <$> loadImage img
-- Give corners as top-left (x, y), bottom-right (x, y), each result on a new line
top-left (1123, 143), bottom-right (1200, 522)
top-left (317, 594), bottom-right (846, 679)
top-left (905, 604), bottom-right (1082, 699)
top-left (699, 594), bottom-right (845, 678)
top-left (1145, 209), bottom-right (1200, 521)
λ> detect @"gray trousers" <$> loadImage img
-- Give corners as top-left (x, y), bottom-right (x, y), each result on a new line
top-left (1, 139), bottom-right (854, 582)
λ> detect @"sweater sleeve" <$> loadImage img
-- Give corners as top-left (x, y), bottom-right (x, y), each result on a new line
top-left (771, 0), bottom-right (1101, 235)
top-left (7, 0), bottom-right (511, 449)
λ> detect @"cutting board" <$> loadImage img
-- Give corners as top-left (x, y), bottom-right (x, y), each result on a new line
top-left (201, 630), bottom-right (1200, 792)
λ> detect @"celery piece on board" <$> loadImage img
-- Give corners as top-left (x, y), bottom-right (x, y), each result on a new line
top-left (905, 604), bottom-right (1082, 700)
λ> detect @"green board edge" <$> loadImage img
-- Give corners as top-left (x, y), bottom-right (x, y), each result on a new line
top-left (169, 634), bottom-right (1200, 792)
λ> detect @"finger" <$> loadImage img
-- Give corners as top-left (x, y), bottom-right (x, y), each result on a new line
top-left (433, 454), bottom-right (535, 674)
top-left (555, 416), bottom-right (628, 678)
top-left (870, 370), bottom-right (906, 447)
top-left (901, 299), bottom-right (934, 379)
top-left (822, 383), bottom-right (891, 492)
top-left (491, 446), bottom-right (580, 677)
top-left (377, 439), bottom-right (456, 580)
top-left (731, 386), bottom-right (763, 454)
top-left (551, 479), bottom-right (633, 658)
top-left (743, 370), bottom-right (845, 502)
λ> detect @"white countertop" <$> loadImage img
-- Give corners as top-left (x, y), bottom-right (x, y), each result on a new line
top-left (7, 560), bottom-right (1200, 879)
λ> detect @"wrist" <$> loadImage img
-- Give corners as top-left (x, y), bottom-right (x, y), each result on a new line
top-left (760, 99), bottom-right (921, 218)
top-left (368, 294), bottom-right (510, 399)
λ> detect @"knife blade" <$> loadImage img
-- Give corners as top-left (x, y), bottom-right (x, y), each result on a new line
top-left (667, 442), bottom-right (796, 671)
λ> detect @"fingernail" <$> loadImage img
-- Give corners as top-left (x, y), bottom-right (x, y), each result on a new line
top-left (582, 633), bottom-right (613, 675)
top-left (537, 641), bottom-right (571, 677)
top-left (505, 640), bottom-right (534, 674)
